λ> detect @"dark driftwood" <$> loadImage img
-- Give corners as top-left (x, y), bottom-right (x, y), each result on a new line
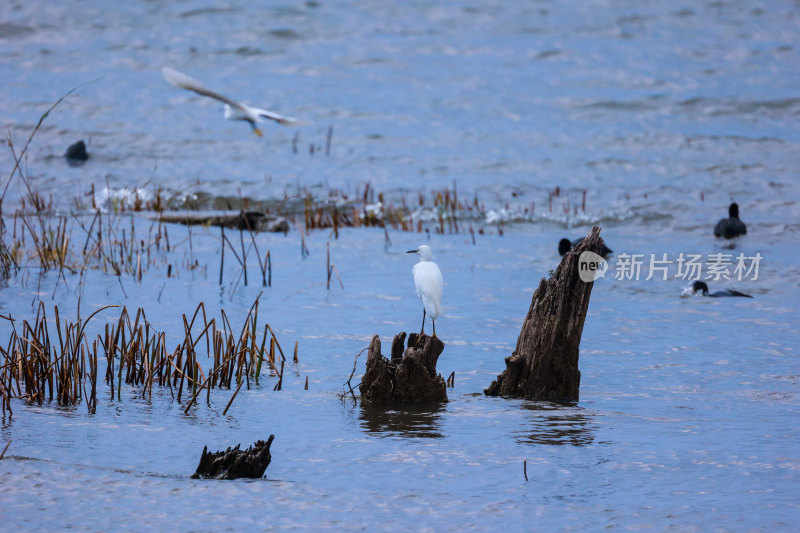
top-left (158, 211), bottom-right (290, 233)
top-left (192, 435), bottom-right (274, 480)
top-left (359, 332), bottom-right (447, 403)
top-left (485, 226), bottom-right (604, 403)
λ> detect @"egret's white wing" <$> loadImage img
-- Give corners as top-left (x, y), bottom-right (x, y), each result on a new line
top-left (412, 262), bottom-right (443, 319)
top-left (420, 292), bottom-right (440, 319)
top-left (252, 107), bottom-right (297, 125)
top-left (162, 67), bottom-right (246, 112)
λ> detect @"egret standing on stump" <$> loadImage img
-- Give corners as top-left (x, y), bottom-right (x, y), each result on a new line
top-left (407, 245), bottom-right (443, 337)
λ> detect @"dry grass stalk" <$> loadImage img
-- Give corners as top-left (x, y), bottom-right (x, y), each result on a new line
top-left (0, 295), bottom-right (291, 416)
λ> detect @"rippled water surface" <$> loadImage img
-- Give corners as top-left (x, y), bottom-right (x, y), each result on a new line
top-left (1, 0), bottom-right (799, 530)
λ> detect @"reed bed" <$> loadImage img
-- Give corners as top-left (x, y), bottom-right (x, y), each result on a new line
top-left (296, 182), bottom-right (591, 238)
top-left (0, 180), bottom-right (591, 289)
top-left (0, 89), bottom-right (184, 284)
top-left (1, 126), bottom-right (174, 283)
top-left (0, 208), bottom-right (179, 293)
top-left (0, 295), bottom-right (292, 416)
top-left (300, 182), bottom-right (477, 235)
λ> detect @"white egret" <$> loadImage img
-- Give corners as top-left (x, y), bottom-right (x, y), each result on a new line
top-left (407, 244), bottom-right (443, 337)
top-left (162, 66), bottom-right (296, 136)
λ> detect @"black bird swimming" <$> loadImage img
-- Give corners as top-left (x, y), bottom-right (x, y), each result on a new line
top-left (559, 237), bottom-right (613, 258)
top-left (691, 280), bottom-right (752, 298)
top-left (713, 202), bottom-right (747, 239)
top-left (65, 140), bottom-right (89, 164)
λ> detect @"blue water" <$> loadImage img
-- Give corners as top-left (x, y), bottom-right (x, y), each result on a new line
top-left (2, 0), bottom-right (800, 530)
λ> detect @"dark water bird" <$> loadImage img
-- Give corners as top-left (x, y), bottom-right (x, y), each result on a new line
top-left (559, 237), bottom-right (613, 258)
top-left (691, 280), bottom-right (753, 298)
top-left (65, 140), bottom-right (89, 164)
top-left (162, 67), bottom-right (296, 136)
top-left (713, 203), bottom-right (747, 239)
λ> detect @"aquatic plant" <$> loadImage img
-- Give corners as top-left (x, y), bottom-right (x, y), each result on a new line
top-left (0, 295), bottom-right (294, 417)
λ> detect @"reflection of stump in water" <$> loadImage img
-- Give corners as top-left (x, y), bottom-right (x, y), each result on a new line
top-left (359, 403), bottom-right (445, 438)
top-left (513, 404), bottom-right (596, 447)
top-left (485, 226), bottom-right (604, 403)
top-left (359, 332), bottom-right (447, 403)
top-left (192, 435), bottom-right (274, 480)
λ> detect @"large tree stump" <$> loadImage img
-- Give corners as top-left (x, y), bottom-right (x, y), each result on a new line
top-left (191, 435), bottom-right (274, 480)
top-left (484, 226), bottom-right (604, 403)
top-left (359, 332), bottom-right (447, 403)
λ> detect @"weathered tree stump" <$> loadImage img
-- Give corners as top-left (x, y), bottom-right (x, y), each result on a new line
top-left (359, 332), bottom-right (447, 403)
top-left (485, 226), bottom-right (604, 403)
top-left (191, 435), bottom-right (274, 480)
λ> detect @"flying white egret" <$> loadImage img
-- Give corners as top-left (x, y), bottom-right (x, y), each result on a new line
top-left (161, 66), bottom-right (296, 136)
top-left (407, 244), bottom-right (443, 337)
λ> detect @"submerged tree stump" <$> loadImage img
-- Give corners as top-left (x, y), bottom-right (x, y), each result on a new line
top-left (485, 226), bottom-right (605, 403)
top-left (192, 435), bottom-right (274, 480)
top-left (359, 332), bottom-right (447, 403)
top-left (158, 211), bottom-right (290, 233)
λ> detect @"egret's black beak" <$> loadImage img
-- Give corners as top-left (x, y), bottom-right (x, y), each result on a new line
top-left (406, 249), bottom-right (417, 254)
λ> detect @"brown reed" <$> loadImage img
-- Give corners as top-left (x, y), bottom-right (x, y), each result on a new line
top-left (0, 295), bottom-right (292, 417)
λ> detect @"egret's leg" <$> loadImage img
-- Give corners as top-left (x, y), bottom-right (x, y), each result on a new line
top-left (420, 309), bottom-right (426, 334)
top-left (249, 120), bottom-right (263, 137)
top-left (432, 319), bottom-right (437, 338)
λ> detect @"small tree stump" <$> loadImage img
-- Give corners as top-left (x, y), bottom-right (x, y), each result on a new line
top-left (359, 332), bottom-right (447, 403)
top-left (485, 226), bottom-right (604, 403)
top-left (191, 435), bottom-right (274, 480)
